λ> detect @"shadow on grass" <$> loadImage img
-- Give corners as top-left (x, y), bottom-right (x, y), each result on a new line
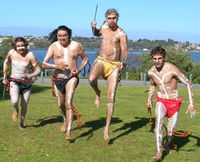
top-left (26, 115), bottom-right (83, 128)
top-left (26, 115), bottom-right (63, 128)
top-left (108, 117), bottom-right (155, 144)
top-left (162, 132), bottom-right (200, 160)
top-left (73, 117), bottom-right (122, 142)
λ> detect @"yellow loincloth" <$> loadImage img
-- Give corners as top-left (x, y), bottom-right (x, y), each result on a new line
top-left (94, 56), bottom-right (122, 78)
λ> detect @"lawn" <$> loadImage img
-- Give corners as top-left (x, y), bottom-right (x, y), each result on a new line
top-left (0, 84), bottom-right (199, 162)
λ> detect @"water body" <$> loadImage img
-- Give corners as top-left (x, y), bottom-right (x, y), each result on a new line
top-left (32, 49), bottom-right (200, 76)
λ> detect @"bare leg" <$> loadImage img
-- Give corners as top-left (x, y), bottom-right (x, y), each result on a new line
top-left (153, 102), bottom-right (167, 161)
top-left (20, 89), bottom-right (31, 129)
top-left (166, 112), bottom-right (178, 153)
top-left (104, 68), bottom-right (119, 140)
top-left (65, 77), bottom-right (78, 140)
top-left (10, 82), bottom-right (20, 122)
top-left (89, 60), bottom-right (104, 108)
top-left (54, 85), bottom-right (67, 132)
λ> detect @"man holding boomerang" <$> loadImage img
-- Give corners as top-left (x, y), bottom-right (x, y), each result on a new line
top-left (89, 8), bottom-right (128, 140)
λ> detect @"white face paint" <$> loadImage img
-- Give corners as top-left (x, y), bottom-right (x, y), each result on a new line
top-left (16, 46), bottom-right (25, 50)
top-left (15, 41), bottom-right (26, 55)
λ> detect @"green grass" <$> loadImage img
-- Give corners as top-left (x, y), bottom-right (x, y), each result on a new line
top-left (0, 84), bottom-right (200, 162)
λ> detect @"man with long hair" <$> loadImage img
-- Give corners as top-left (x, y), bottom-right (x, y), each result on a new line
top-left (42, 25), bottom-right (88, 140)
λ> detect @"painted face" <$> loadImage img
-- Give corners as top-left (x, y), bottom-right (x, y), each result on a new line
top-left (152, 54), bottom-right (165, 69)
top-left (16, 41), bottom-right (26, 55)
top-left (106, 13), bottom-right (118, 28)
top-left (57, 30), bottom-right (69, 47)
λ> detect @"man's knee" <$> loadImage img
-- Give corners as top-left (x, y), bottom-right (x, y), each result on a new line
top-left (11, 100), bottom-right (18, 108)
top-left (89, 75), bottom-right (97, 85)
top-left (58, 102), bottom-right (65, 109)
top-left (108, 95), bottom-right (116, 103)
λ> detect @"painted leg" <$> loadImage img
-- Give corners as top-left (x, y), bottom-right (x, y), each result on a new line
top-left (153, 102), bottom-right (166, 161)
top-left (10, 82), bottom-right (20, 122)
top-left (104, 68), bottom-right (119, 140)
top-left (90, 79), bottom-right (101, 108)
top-left (65, 77), bottom-right (77, 140)
top-left (54, 85), bottom-right (67, 132)
top-left (166, 112), bottom-right (178, 153)
top-left (89, 60), bottom-right (104, 108)
top-left (66, 108), bottom-right (73, 140)
top-left (20, 89), bottom-right (31, 130)
top-left (104, 102), bottom-right (114, 141)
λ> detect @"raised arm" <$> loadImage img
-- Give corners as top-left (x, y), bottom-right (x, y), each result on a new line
top-left (91, 21), bottom-right (103, 37)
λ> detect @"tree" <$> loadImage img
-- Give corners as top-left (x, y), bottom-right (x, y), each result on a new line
top-left (0, 38), bottom-right (13, 78)
top-left (136, 48), bottom-right (200, 83)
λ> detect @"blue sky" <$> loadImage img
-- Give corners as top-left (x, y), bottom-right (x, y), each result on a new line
top-left (1, 0), bottom-right (200, 43)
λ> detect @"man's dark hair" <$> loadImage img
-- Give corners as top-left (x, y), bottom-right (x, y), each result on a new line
top-left (150, 47), bottom-right (166, 58)
top-left (12, 37), bottom-right (28, 49)
top-left (49, 25), bottom-right (72, 44)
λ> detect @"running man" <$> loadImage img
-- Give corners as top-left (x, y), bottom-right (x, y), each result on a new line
top-left (42, 25), bottom-right (88, 140)
top-left (90, 8), bottom-right (128, 140)
top-left (3, 37), bottom-right (41, 129)
top-left (146, 47), bottom-right (196, 161)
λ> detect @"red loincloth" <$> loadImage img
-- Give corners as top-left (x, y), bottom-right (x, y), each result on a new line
top-left (156, 95), bottom-right (182, 118)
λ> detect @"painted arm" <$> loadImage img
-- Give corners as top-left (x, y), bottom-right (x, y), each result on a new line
top-left (72, 45), bottom-right (88, 76)
top-left (3, 54), bottom-right (11, 84)
top-left (120, 32), bottom-right (128, 65)
top-left (176, 69), bottom-right (196, 118)
top-left (21, 53), bottom-right (41, 79)
top-left (146, 78), bottom-right (156, 108)
top-left (42, 45), bottom-right (57, 69)
top-left (91, 21), bottom-right (103, 37)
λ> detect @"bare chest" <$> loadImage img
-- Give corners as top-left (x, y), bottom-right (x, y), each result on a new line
top-left (53, 48), bottom-right (78, 61)
top-left (150, 70), bottom-right (178, 86)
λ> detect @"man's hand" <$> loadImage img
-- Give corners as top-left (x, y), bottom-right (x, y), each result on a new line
top-left (21, 74), bottom-right (32, 80)
top-left (56, 64), bottom-right (69, 71)
top-left (71, 68), bottom-right (80, 77)
top-left (186, 104), bottom-right (196, 118)
top-left (2, 78), bottom-right (9, 85)
top-left (146, 102), bottom-right (152, 113)
top-left (91, 21), bottom-right (97, 28)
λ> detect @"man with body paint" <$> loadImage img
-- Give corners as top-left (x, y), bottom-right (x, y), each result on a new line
top-left (42, 25), bottom-right (88, 140)
top-left (146, 47), bottom-right (196, 161)
top-left (3, 37), bottom-right (41, 129)
top-left (90, 8), bottom-right (128, 140)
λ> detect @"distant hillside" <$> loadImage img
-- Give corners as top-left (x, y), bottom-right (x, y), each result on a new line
top-left (1, 35), bottom-right (200, 51)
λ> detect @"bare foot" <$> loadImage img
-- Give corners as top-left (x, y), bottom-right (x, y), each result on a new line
top-left (165, 146), bottom-right (172, 154)
top-left (152, 152), bottom-right (162, 161)
top-left (103, 128), bottom-right (110, 141)
top-left (94, 91), bottom-right (101, 108)
top-left (60, 123), bottom-right (66, 133)
top-left (66, 132), bottom-right (73, 141)
top-left (12, 111), bottom-right (18, 122)
top-left (19, 123), bottom-right (25, 130)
